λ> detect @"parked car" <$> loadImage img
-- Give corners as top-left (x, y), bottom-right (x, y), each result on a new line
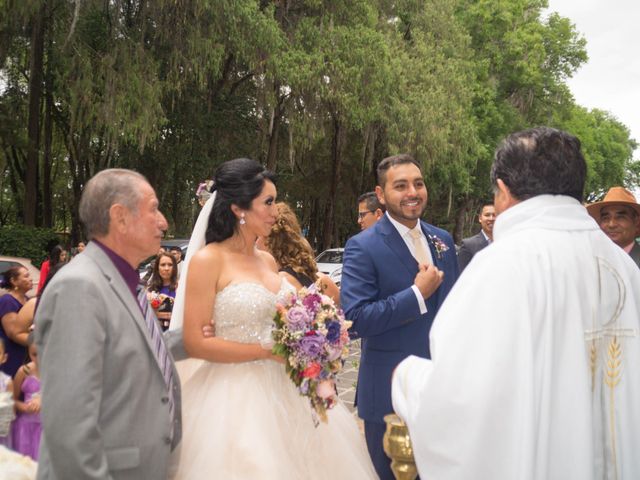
top-left (315, 248), bottom-right (344, 286)
top-left (0, 256), bottom-right (40, 297)
top-left (138, 239), bottom-right (189, 281)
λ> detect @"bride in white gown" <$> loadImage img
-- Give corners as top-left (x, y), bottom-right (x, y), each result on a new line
top-left (169, 158), bottom-right (376, 479)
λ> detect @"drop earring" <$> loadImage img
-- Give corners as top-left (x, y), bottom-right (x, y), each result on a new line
top-left (239, 213), bottom-right (246, 225)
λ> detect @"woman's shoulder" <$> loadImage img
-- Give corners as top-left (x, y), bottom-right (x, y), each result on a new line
top-left (187, 244), bottom-right (221, 271)
top-left (192, 243), bottom-right (225, 262)
top-left (0, 294), bottom-right (20, 313)
top-left (257, 249), bottom-right (278, 272)
top-left (280, 266), bottom-right (314, 287)
top-left (188, 244), bottom-right (225, 285)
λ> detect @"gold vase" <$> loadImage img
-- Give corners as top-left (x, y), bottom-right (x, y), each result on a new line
top-left (383, 413), bottom-right (418, 480)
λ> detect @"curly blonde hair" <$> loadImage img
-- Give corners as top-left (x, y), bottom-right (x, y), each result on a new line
top-left (266, 202), bottom-right (318, 283)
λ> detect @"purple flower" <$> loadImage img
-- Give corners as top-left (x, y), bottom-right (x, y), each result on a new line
top-left (287, 306), bottom-right (310, 330)
top-left (325, 321), bottom-right (341, 343)
top-left (325, 343), bottom-right (342, 361)
top-left (300, 332), bottom-right (325, 358)
top-left (302, 293), bottom-right (322, 314)
top-left (300, 378), bottom-right (310, 395)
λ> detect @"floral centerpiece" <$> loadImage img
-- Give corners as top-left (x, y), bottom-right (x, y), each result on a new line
top-left (272, 285), bottom-right (352, 424)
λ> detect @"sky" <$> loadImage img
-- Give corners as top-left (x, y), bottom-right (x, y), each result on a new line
top-left (545, 0), bottom-right (640, 160)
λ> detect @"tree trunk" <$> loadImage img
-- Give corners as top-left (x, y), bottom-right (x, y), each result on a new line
top-left (359, 124), bottom-right (374, 194)
top-left (42, 48), bottom-right (54, 228)
top-left (265, 83), bottom-right (286, 172)
top-left (322, 113), bottom-right (345, 249)
top-left (453, 196), bottom-right (474, 245)
top-left (65, 129), bottom-right (88, 244)
top-left (6, 146), bottom-right (26, 223)
top-left (265, 105), bottom-right (282, 172)
top-left (24, 3), bottom-right (46, 226)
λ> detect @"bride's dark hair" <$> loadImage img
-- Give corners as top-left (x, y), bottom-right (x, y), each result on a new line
top-left (206, 158), bottom-right (276, 244)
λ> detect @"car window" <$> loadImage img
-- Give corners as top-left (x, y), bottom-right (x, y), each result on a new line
top-left (316, 251), bottom-right (343, 264)
top-left (0, 260), bottom-right (21, 274)
top-left (0, 260), bottom-right (22, 284)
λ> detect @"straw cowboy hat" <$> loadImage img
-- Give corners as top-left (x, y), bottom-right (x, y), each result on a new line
top-left (586, 186), bottom-right (640, 219)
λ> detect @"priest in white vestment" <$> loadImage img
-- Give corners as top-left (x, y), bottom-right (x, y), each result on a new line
top-left (392, 127), bottom-right (640, 480)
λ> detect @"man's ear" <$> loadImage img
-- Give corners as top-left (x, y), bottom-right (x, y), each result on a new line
top-left (494, 179), bottom-right (519, 214)
top-left (496, 179), bottom-right (510, 198)
top-left (109, 204), bottom-right (129, 233)
top-left (375, 186), bottom-right (385, 206)
top-left (374, 208), bottom-right (384, 220)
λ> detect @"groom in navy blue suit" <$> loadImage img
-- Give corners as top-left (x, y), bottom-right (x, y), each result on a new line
top-left (341, 154), bottom-right (459, 480)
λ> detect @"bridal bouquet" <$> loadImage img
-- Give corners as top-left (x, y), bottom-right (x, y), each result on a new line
top-left (272, 285), bottom-right (352, 424)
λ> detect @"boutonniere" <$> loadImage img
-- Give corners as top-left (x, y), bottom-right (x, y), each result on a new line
top-left (427, 234), bottom-right (449, 260)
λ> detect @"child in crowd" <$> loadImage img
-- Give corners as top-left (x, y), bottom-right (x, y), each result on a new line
top-left (0, 339), bottom-right (14, 448)
top-left (12, 335), bottom-right (41, 460)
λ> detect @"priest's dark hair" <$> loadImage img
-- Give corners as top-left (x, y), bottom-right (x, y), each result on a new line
top-left (206, 158), bottom-right (277, 243)
top-left (490, 127), bottom-right (586, 202)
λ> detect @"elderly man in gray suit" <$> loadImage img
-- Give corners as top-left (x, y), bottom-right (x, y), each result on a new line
top-left (35, 169), bottom-right (186, 479)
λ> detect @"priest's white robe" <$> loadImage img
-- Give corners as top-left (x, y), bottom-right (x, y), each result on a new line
top-left (392, 195), bottom-right (640, 480)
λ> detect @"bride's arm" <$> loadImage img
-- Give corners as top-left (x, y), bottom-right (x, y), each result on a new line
top-left (182, 247), bottom-right (273, 363)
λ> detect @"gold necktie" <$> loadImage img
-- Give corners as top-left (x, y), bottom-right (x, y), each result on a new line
top-left (409, 228), bottom-right (430, 265)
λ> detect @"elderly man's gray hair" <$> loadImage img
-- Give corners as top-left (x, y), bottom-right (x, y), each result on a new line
top-left (79, 169), bottom-right (148, 239)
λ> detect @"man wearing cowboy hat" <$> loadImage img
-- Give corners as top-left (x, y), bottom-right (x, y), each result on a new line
top-left (587, 186), bottom-right (640, 268)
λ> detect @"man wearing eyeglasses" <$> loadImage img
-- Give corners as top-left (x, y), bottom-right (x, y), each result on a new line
top-left (357, 191), bottom-right (385, 230)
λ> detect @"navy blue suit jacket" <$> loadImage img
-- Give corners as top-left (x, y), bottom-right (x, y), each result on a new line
top-left (341, 214), bottom-right (458, 423)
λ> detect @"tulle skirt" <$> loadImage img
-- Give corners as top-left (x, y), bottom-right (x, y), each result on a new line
top-left (170, 359), bottom-right (376, 480)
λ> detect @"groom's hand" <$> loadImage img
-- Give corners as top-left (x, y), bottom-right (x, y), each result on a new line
top-left (414, 263), bottom-right (444, 299)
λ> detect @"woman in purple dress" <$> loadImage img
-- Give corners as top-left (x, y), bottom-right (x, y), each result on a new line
top-left (0, 266), bottom-right (32, 377)
top-left (146, 252), bottom-right (178, 330)
top-left (12, 336), bottom-right (41, 460)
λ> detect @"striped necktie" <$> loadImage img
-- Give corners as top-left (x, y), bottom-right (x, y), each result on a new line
top-left (136, 286), bottom-right (175, 434)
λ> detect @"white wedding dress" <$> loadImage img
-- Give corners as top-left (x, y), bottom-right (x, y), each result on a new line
top-left (170, 281), bottom-right (377, 480)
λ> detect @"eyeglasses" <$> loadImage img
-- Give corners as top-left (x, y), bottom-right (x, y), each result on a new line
top-left (357, 210), bottom-right (375, 220)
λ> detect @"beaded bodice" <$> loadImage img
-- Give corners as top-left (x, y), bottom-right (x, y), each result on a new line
top-left (213, 281), bottom-right (289, 344)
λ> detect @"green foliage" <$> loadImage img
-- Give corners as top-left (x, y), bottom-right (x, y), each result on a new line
top-left (0, 225), bottom-right (59, 265)
top-left (555, 106), bottom-right (639, 199)
top-left (0, 0), bottom-right (636, 246)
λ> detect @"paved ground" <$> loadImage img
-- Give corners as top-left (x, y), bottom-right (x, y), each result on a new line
top-left (336, 338), bottom-right (360, 413)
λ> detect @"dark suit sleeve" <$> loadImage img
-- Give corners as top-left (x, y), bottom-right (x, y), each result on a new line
top-left (457, 238), bottom-right (475, 273)
top-left (341, 236), bottom-right (422, 339)
top-left (629, 241), bottom-right (640, 268)
top-left (35, 276), bottom-right (113, 480)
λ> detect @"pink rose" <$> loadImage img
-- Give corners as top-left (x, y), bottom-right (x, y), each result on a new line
top-left (325, 343), bottom-right (343, 361)
top-left (316, 380), bottom-right (335, 399)
top-left (302, 362), bottom-right (322, 379)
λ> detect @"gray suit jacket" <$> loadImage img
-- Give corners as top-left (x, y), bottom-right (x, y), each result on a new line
top-left (457, 231), bottom-right (489, 272)
top-left (35, 242), bottom-right (183, 480)
top-left (629, 241), bottom-right (640, 268)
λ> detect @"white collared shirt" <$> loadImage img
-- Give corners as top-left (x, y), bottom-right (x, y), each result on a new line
top-left (385, 212), bottom-right (429, 314)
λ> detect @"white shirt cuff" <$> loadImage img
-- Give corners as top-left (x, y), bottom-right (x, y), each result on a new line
top-left (411, 285), bottom-right (428, 314)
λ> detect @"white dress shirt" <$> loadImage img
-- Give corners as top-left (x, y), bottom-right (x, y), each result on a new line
top-left (385, 212), bottom-right (429, 314)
